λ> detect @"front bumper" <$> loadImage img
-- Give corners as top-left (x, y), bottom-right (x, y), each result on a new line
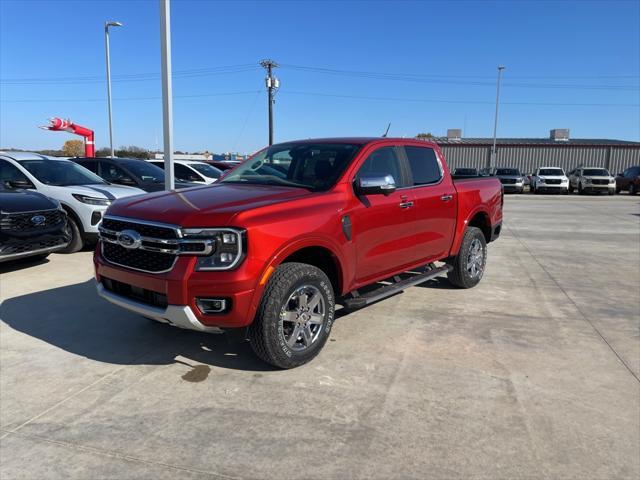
top-left (536, 184), bottom-right (568, 193)
top-left (96, 282), bottom-right (223, 333)
top-left (0, 232), bottom-right (69, 263)
top-left (94, 246), bottom-right (259, 329)
top-left (582, 184), bottom-right (614, 192)
top-left (502, 184), bottom-right (524, 193)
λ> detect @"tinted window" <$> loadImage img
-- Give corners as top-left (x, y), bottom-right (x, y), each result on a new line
top-left (222, 143), bottom-right (361, 191)
top-left (583, 169), bottom-right (610, 176)
top-left (454, 168), bottom-right (478, 176)
top-left (0, 160), bottom-right (30, 184)
top-left (404, 146), bottom-right (441, 185)
top-left (77, 160), bottom-right (98, 173)
top-left (538, 168), bottom-right (564, 176)
top-left (99, 162), bottom-right (135, 184)
top-left (190, 163), bottom-right (222, 179)
top-left (356, 147), bottom-right (406, 187)
top-left (495, 168), bottom-right (520, 176)
top-left (19, 159), bottom-right (106, 186)
top-left (119, 160), bottom-right (164, 183)
top-left (174, 164), bottom-right (199, 181)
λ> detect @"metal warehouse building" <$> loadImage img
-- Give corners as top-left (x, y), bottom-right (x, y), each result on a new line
top-left (435, 129), bottom-right (640, 175)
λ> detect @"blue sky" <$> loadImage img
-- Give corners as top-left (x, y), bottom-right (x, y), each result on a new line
top-left (1, 0), bottom-right (638, 154)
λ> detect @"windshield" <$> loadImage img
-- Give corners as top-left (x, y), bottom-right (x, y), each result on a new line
top-left (583, 168), bottom-right (610, 176)
top-left (455, 168), bottom-right (477, 175)
top-left (221, 143), bottom-right (362, 191)
top-left (120, 159), bottom-right (165, 183)
top-left (496, 168), bottom-right (520, 176)
top-left (190, 163), bottom-right (222, 178)
top-left (539, 168), bottom-right (564, 176)
top-left (19, 159), bottom-right (107, 186)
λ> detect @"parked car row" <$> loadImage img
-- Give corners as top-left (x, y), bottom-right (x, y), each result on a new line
top-left (453, 164), bottom-right (640, 195)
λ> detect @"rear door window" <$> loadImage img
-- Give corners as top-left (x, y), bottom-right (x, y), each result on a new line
top-left (403, 146), bottom-right (442, 185)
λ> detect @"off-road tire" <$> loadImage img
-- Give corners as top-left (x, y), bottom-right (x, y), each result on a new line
top-left (60, 216), bottom-right (83, 253)
top-left (447, 226), bottom-right (487, 289)
top-left (249, 262), bottom-right (335, 369)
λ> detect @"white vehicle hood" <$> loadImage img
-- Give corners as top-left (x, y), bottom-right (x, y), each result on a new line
top-left (68, 184), bottom-right (145, 199)
top-left (538, 175), bottom-right (566, 180)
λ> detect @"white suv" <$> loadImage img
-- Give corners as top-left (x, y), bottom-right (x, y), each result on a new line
top-left (567, 167), bottom-right (615, 195)
top-left (0, 152), bottom-right (145, 252)
top-left (530, 167), bottom-right (569, 194)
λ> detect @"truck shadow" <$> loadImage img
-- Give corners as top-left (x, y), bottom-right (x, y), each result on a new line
top-left (0, 280), bottom-right (277, 372)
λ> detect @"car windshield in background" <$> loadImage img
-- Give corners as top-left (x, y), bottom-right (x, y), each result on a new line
top-left (190, 163), bottom-right (222, 178)
top-left (221, 143), bottom-right (362, 191)
top-left (539, 169), bottom-right (564, 176)
top-left (583, 169), bottom-right (610, 176)
top-left (120, 159), bottom-right (165, 183)
top-left (455, 169), bottom-right (477, 175)
top-left (496, 169), bottom-right (520, 176)
top-left (19, 159), bottom-right (107, 186)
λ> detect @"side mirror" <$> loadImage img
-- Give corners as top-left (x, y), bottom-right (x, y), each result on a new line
top-left (356, 174), bottom-right (397, 196)
top-left (5, 179), bottom-right (34, 189)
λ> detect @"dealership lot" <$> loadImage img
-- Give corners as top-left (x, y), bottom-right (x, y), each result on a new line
top-left (1, 195), bottom-right (638, 479)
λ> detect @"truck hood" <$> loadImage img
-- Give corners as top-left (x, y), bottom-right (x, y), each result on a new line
top-left (106, 183), bottom-right (314, 227)
top-left (0, 189), bottom-right (58, 213)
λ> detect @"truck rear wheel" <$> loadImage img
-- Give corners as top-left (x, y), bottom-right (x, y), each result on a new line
top-left (249, 262), bottom-right (335, 369)
top-left (447, 226), bottom-right (487, 289)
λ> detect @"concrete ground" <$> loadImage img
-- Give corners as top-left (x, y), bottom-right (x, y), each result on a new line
top-left (1, 195), bottom-right (639, 480)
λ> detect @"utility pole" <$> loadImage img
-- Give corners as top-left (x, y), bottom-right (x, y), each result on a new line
top-left (260, 59), bottom-right (279, 145)
top-left (160, 0), bottom-right (175, 190)
top-left (104, 21), bottom-right (122, 158)
top-left (490, 65), bottom-right (505, 169)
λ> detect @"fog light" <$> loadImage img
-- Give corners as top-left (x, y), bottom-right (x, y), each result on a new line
top-left (91, 211), bottom-right (102, 225)
top-left (196, 297), bottom-right (229, 314)
top-left (220, 252), bottom-right (233, 262)
top-left (222, 233), bottom-right (236, 244)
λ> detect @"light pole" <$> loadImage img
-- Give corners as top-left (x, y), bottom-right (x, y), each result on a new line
top-left (490, 65), bottom-right (505, 169)
top-left (105, 21), bottom-right (122, 158)
top-left (159, 0), bottom-right (175, 190)
top-left (260, 59), bottom-right (279, 145)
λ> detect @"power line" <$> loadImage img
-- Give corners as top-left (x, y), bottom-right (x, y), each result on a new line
top-left (3, 89), bottom-right (637, 107)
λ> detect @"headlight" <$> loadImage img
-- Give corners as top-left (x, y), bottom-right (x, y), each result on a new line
top-left (561, 178), bottom-right (568, 183)
top-left (182, 228), bottom-right (245, 270)
top-left (72, 194), bottom-right (111, 206)
top-left (609, 178), bottom-right (615, 184)
top-left (538, 178), bottom-right (545, 183)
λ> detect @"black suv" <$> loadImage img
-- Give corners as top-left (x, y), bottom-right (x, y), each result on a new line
top-left (0, 185), bottom-right (70, 263)
top-left (71, 157), bottom-right (198, 192)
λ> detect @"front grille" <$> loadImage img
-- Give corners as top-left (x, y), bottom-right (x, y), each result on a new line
top-left (500, 178), bottom-right (517, 184)
top-left (1, 236), bottom-right (67, 255)
top-left (102, 242), bottom-right (176, 273)
top-left (545, 179), bottom-right (561, 185)
top-left (591, 179), bottom-right (608, 185)
top-left (101, 217), bottom-right (178, 239)
top-left (0, 209), bottom-right (64, 232)
top-left (102, 276), bottom-right (168, 308)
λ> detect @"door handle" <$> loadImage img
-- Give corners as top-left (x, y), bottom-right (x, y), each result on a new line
top-left (399, 201), bottom-right (414, 209)
top-left (441, 194), bottom-right (453, 202)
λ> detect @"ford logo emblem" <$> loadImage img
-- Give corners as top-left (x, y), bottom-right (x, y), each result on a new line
top-left (117, 229), bottom-right (142, 250)
top-left (30, 215), bottom-right (46, 226)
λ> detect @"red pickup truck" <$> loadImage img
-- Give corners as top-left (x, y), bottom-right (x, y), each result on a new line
top-left (95, 138), bottom-right (502, 368)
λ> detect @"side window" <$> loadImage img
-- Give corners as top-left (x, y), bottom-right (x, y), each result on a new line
top-left (0, 160), bottom-right (31, 185)
top-left (174, 164), bottom-right (198, 181)
top-left (356, 147), bottom-right (406, 187)
top-left (403, 146), bottom-right (442, 186)
top-left (99, 161), bottom-right (133, 183)
top-left (152, 162), bottom-right (165, 170)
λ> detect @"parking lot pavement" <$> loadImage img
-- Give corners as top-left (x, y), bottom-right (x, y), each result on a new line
top-left (1, 195), bottom-right (638, 480)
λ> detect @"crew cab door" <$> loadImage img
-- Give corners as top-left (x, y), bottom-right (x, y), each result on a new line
top-left (400, 145), bottom-right (457, 263)
top-left (350, 146), bottom-right (416, 283)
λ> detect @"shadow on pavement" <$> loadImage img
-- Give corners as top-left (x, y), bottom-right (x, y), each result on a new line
top-left (0, 255), bottom-right (51, 274)
top-left (0, 279), bottom-right (277, 372)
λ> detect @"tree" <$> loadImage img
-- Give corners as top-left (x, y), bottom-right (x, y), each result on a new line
top-left (416, 133), bottom-right (435, 140)
top-left (114, 145), bottom-right (151, 159)
top-left (62, 140), bottom-right (84, 157)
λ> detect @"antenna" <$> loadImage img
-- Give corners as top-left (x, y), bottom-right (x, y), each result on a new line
top-left (382, 123), bottom-right (391, 137)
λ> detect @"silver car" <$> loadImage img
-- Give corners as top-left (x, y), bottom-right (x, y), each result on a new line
top-left (567, 167), bottom-right (616, 195)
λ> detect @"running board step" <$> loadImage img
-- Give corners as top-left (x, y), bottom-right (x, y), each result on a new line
top-left (342, 264), bottom-right (452, 309)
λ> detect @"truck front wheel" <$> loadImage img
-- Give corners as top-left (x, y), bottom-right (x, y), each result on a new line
top-left (249, 262), bottom-right (335, 369)
top-left (447, 226), bottom-right (487, 289)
